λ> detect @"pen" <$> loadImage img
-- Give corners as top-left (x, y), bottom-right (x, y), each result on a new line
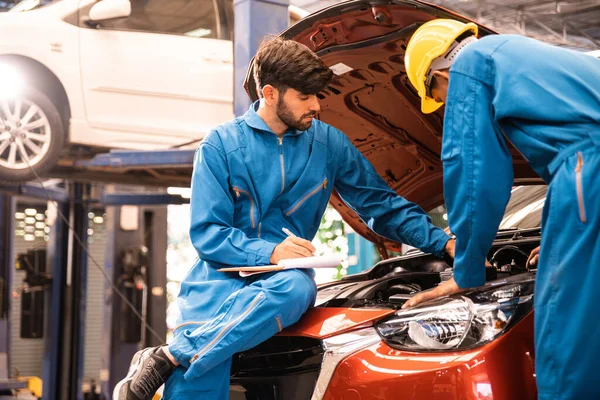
top-left (282, 228), bottom-right (316, 256)
top-left (282, 227), bottom-right (296, 238)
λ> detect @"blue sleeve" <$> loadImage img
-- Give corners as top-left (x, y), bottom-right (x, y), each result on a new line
top-left (332, 127), bottom-right (450, 256)
top-left (189, 132), bottom-right (277, 267)
top-left (442, 71), bottom-right (513, 288)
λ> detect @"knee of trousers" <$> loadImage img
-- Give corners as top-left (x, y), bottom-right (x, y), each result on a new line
top-left (271, 269), bottom-right (317, 325)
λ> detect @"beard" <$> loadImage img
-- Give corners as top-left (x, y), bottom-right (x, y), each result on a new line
top-left (276, 96), bottom-right (316, 131)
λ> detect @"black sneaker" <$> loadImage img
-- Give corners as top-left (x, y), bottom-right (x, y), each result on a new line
top-left (113, 346), bottom-right (176, 400)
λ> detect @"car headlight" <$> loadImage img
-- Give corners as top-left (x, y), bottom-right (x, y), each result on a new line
top-left (375, 275), bottom-right (534, 351)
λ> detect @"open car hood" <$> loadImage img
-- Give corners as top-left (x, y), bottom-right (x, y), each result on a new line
top-left (244, 0), bottom-right (540, 256)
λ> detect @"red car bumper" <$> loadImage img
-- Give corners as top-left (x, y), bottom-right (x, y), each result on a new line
top-left (324, 313), bottom-right (536, 400)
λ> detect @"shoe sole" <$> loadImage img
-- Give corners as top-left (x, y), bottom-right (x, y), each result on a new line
top-left (112, 348), bottom-right (153, 400)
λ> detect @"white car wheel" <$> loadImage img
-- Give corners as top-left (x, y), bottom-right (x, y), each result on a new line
top-left (0, 87), bottom-right (65, 182)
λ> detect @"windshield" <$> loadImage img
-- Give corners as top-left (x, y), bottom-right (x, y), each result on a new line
top-left (5, 0), bottom-right (59, 12)
top-left (429, 185), bottom-right (547, 231)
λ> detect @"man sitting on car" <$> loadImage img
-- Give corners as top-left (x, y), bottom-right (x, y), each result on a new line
top-left (113, 36), bottom-right (456, 400)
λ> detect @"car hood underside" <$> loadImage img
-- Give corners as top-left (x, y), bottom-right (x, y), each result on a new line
top-left (245, 0), bottom-right (541, 255)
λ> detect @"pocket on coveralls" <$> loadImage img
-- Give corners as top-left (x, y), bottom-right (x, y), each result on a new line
top-left (283, 178), bottom-right (328, 217)
top-left (232, 185), bottom-right (257, 231)
top-left (575, 152), bottom-right (586, 223)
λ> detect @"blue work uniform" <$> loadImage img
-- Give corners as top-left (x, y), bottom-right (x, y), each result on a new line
top-left (443, 35), bottom-right (600, 399)
top-left (164, 101), bottom-right (450, 399)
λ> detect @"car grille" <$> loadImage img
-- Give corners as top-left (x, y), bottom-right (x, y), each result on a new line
top-left (230, 336), bottom-right (324, 400)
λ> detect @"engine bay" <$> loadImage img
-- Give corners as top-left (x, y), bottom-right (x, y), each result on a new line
top-left (316, 229), bottom-right (541, 309)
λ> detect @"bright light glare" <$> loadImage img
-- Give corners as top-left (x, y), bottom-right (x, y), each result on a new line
top-left (9, 0), bottom-right (41, 13)
top-left (0, 64), bottom-right (24, 100)
top-left (167, 187), bottom-right (191, 199)
top-left (185, 28), bottom-right (212, 38)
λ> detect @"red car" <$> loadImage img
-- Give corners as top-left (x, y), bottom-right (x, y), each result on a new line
top-left (231, 1), bottom-right (542, 398)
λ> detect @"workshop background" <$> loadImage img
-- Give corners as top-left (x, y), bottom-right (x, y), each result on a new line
top-left (0, 0), bottom-right (598, 399)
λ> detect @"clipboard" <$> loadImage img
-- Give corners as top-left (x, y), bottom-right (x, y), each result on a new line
top-left (217, 255), bottom-right (344, 277)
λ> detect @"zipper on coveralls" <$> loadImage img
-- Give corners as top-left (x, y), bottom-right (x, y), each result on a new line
top-left (189, 293), bottom-right (264, 363)
top-left (233, 187), bottom-right (256, 228)
top-left (575, 152), bottom-right (586, 223)
top-left (285, 178), bottom-right (328, 216)
top-left (279, 136), bottom-right (285, 194)
top-left (173, 321), bottom-right (208, 332)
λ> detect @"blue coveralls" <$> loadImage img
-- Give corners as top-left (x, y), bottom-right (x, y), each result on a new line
top-left (164, 102), bottom-right (450, 398)
top-left (443, 35), bottom-right (600, 399)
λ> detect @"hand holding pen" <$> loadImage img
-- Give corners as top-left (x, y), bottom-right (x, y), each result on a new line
top-left (269, 227), bottom-right (316, 264)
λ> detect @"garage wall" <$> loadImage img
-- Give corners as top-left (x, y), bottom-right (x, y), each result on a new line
top-left (9, 202), bottom-right (106, 384)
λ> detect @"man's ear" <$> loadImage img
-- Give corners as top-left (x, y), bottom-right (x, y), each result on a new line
top-left (261, 85), bottom-right (277, 106)
top-left (432, 70), bottom-right (449, 85)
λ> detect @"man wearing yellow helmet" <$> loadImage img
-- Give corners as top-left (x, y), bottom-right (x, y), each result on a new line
top-left (402, 18), bottom-right (600, 400)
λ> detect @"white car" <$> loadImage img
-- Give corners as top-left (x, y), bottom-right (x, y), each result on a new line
top-left (0, 0), bottom-right (305, 182)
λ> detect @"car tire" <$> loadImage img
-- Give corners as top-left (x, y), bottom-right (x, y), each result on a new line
top-left (0, 87), bottom-right (65, 183)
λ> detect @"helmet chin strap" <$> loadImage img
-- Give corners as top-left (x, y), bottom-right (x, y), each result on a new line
top-left (426, 35), bottom-right (478, 94)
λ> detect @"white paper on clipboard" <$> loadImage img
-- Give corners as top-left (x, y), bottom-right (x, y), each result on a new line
top-left (217, 255), bottom-right (344, 277)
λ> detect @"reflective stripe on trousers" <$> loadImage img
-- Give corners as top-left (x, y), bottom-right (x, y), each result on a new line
top-left (535, 143), bottom-right (600, 400)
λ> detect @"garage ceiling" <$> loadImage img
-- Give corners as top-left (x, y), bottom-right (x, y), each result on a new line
top-left (291, 0), bottom-right (600, 51)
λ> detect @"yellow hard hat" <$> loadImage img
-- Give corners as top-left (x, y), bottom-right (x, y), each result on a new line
top-left (405, 19), bottom-right (478, 114)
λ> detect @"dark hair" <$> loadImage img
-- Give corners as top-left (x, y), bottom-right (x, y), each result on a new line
top-left (253, 36), bottom-right (333, 97)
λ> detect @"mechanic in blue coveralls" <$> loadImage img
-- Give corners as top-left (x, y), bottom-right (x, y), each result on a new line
top-left (113, 36), bottom-right (457, 400)
top-left (401, 19), bottom-right (600, 400)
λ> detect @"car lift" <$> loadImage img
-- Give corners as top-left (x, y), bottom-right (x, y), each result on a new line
top-left (0, 0), bottom-right (290, 398)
